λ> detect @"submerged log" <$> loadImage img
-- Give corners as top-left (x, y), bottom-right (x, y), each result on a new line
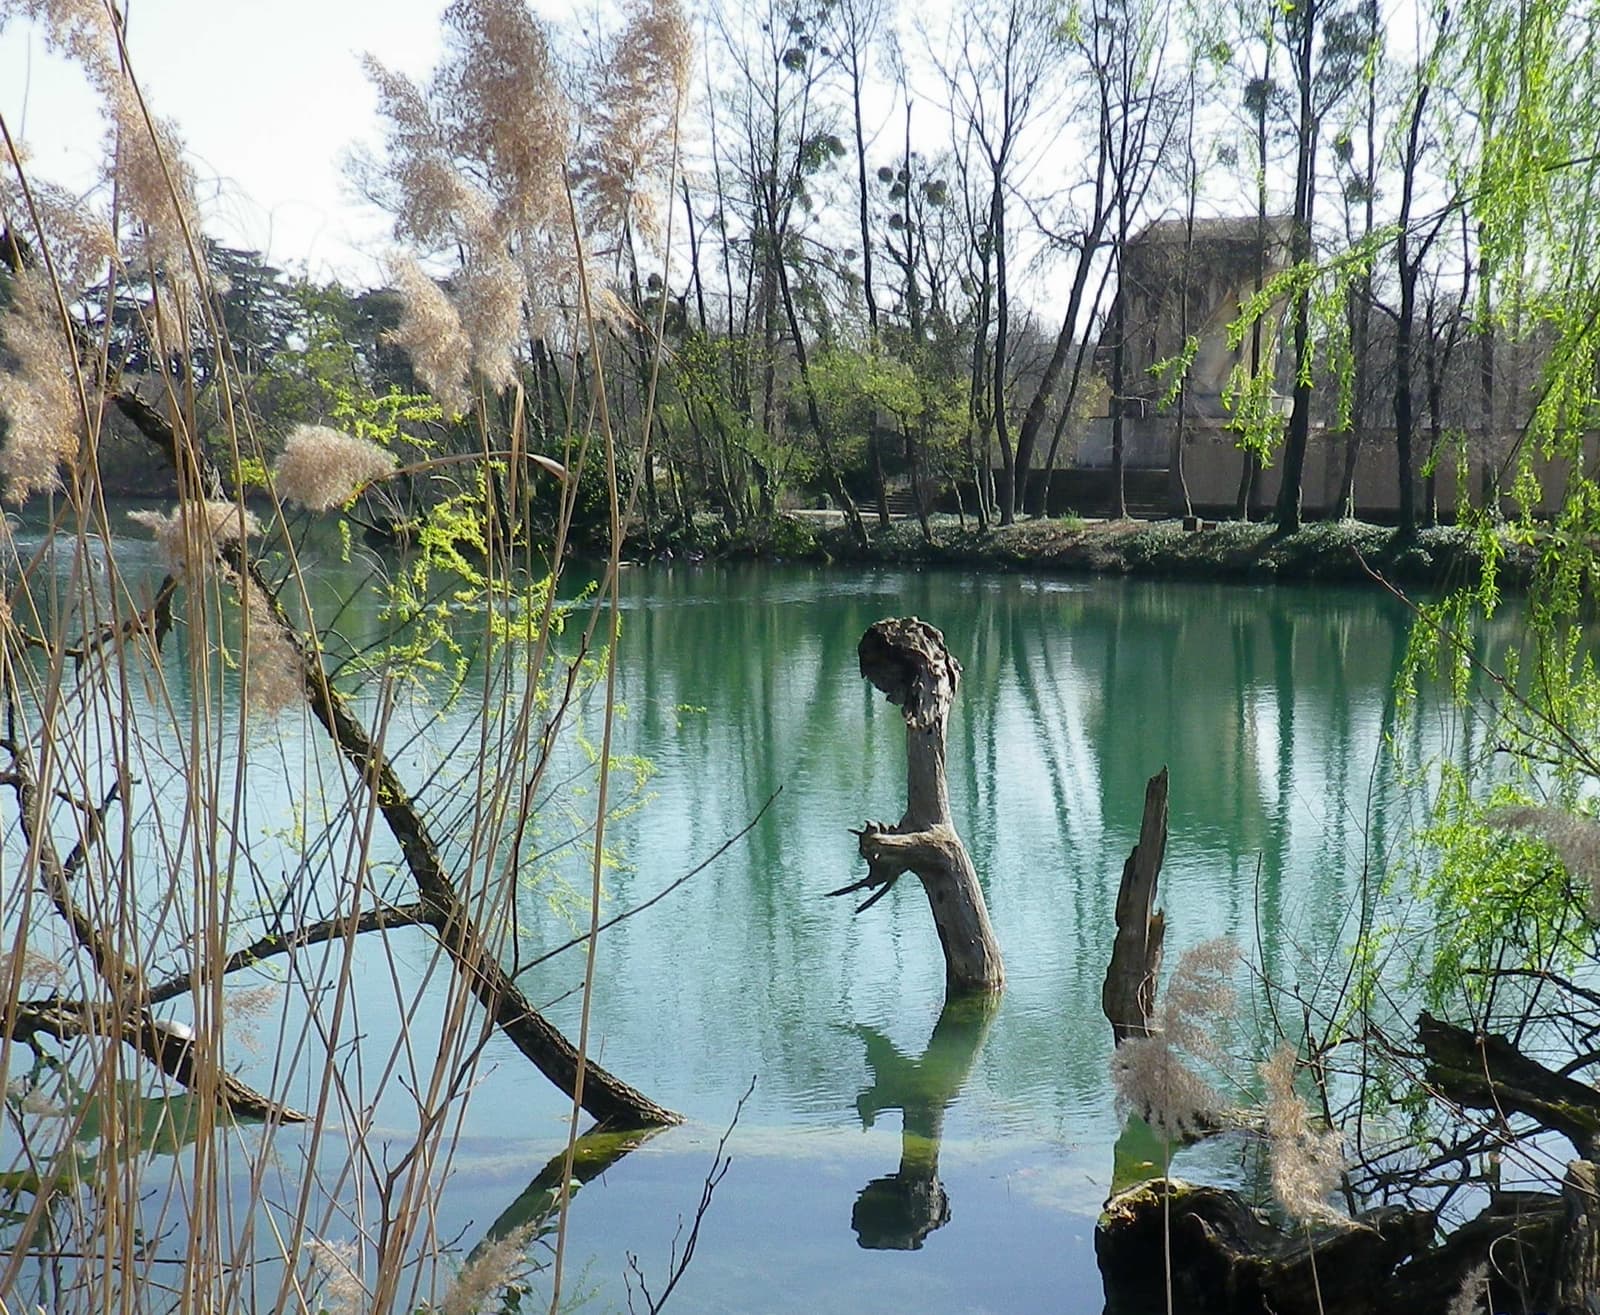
top-left (1097, 1152), bottom-right (1587, 1313)
top-left (1102, 767), bottom-right (1168, 1043)
top-left (1384, 1189), bottom-right (1564, 1314)
top-left (1097, 1177), bottom-right (1433, 1315)
top-left (829, 617), bottom-right (1003, 993)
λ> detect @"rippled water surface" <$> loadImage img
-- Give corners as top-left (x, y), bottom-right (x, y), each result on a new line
top-left (8, 542), bottom-right (1510, 1311)
top-left (439, 563), bottom-right (1468, 1312)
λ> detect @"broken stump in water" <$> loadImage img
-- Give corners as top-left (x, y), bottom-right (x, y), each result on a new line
top-left (1102, 767), bottom-right (1169, 1044)
top-left (828, 617), bottom-right (1004, 993)
top-left (1096, 1177), bottom-right (1434, 1315)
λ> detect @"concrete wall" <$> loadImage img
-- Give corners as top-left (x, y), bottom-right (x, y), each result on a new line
top-left (1046, 418), bottom-right (1594, 520)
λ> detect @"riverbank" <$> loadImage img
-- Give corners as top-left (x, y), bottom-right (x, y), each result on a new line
top-left (656, 513), bottom-right (1532, 592)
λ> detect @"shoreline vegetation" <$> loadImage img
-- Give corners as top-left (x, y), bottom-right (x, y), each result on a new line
top-left (646, 512), bottom-right (1533, 592)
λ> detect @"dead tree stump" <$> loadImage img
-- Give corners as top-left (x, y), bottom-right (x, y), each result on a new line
top-left (1102, 767), bottom-right (1169, 1043)
top-left (829, 618), bottom-right (1004, 994)
top-left (1557, 1159), bottom-right (1600, 1311)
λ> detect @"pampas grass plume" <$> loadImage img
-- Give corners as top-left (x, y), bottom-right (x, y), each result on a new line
top-left (1260, 1043), bottom-right (1345, 1227)
top-left (240, 577), bottom-right (304, 718)
top-left (0, 269), bottom-right (78, 502)
top-left (1111, 937), bottom-right (1237, 1140)
top-left (1489, 804), bottom-right (1600, 915)
top-left (273, 424), bottom-right (399, 511)
top-left (1446, 1262), bottom-right (1490, 1315)
top-left (307, 1237), bottom-right (366, 1315)
top-left (439, 1223), bottom-right (536, 1315)
top-left (388, 257), bottom-right (472, 417)
top-left (128, 499), bottom-right (261, 573)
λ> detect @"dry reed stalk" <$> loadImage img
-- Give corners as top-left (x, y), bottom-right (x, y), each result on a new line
top-left (0, 2), bottom-right (702, 1310)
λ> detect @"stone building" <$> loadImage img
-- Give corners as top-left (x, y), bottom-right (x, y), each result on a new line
top-left (1077, 214), bottom-right (1295, 469)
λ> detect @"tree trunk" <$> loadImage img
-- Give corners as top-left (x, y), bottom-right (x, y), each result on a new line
top-left (992, 185), bottom-right (1016, 526)
top-left (1557, 1159), bottom-right (1600, 1312)
top-left (1275, 19), bottom-right (1319, 536)
top-left (829, 619), bottom-right (1004, 993)
top-left (773, 253), bottom-right (870, 548)
top-left (1103, 768), bottom-right (1168, 1043)
top-left (1110, 252), bottom-right (1129, 520)
top-left (1098, 1178), bottom-right (1433, 1315)
top-left (1037, 259), bottom-right (1117, 515)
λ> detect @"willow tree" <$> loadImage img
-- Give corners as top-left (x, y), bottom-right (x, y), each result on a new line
top-left (1336, 0), bottom-right (1600, 1300)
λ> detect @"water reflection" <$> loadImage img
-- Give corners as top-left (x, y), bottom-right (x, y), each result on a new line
top-left (466, 1124), bottom-right (662, 1262)
top-left (850, 994), bottom-right (999, 1250)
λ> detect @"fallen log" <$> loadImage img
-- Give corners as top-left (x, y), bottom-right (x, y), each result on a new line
top-left (829, 617), bottom-right (1003, 993)
top-left (112, 389), bottom-right (679, 1130)
top-left (1419, 1011), bottom-right (1600, 1159)
top-left (5, 999), bottom-right (305, 1123)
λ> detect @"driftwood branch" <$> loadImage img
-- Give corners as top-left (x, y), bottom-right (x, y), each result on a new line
top-left (4, 998), bottom-right (306, 1123)
top-left (836, 618), bottom-right (1003, 994)
top-left (1419, 1011), bottom-right (1600, 1159)
top-left (2, 707), bottom-right (138, 997)
top-left (144, 902), bottom-right (432, 1006)
top-left (1, 685), bottom-right (306, 1123)
top-left (1102, 767), bottom-right (1168, 1044)
top-left (113, 389), bottom-right (680, 1129)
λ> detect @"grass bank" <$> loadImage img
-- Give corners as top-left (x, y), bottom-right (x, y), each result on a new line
top-left (650, 514), bottom-right (1533, 592)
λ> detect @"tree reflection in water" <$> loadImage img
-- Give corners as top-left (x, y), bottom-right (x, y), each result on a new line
top-left (850, 994), bottom-right (1000, 1250)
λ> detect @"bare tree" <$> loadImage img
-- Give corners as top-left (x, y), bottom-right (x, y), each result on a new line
top-left (714, 0), bottom-right (869, 543)
top-left (934, 0), bottom-right (1060, 526)
top-left (1272, 0), bottom-right (1366, 532)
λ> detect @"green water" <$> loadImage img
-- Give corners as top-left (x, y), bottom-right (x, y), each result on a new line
top-left (4, 548), bottom-right (1501, 1312)
top-left (424, 565), bottom-right (1465, 1312)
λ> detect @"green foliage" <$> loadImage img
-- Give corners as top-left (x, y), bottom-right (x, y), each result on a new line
top-left (1221, 355), bottom-right (1286, 460)
top-left (527, 435), bottom-right (631, 546)
top-left (730, 513), bottom-right (820, 559)
top-left (1150, 334), bottom-right (1200, 408)
top-left (1411, 772), bottom-right (1594, 1010)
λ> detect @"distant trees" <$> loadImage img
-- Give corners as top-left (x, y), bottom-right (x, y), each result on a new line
top-left (1269, 0), bottom-right (1367, 533)
top-left (24, 0), bottom-right (1580, 532)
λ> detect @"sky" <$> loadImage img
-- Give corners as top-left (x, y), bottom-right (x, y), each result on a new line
top-left (0, 0), bottom-right (491, 286)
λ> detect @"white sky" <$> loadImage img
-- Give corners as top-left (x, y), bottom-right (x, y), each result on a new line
top-left (1, 1), bottom-right (1431, 319)
top-left (0, 1), bottom-right (490, 285)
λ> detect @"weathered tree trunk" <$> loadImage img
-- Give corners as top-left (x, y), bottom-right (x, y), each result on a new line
top-left (829, 618), bottom-right (1004, 993)
top-left (1557, 1159), bottom-right (1600, 1311)
top-left (1102, 767), bottom-right (1168, 1043)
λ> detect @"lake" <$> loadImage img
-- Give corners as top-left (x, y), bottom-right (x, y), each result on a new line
top-left (2, 547), bottom-right (1500, 1313)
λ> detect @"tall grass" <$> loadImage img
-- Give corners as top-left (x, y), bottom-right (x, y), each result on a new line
top-left (0, 1), bottom-right (690, 1311)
